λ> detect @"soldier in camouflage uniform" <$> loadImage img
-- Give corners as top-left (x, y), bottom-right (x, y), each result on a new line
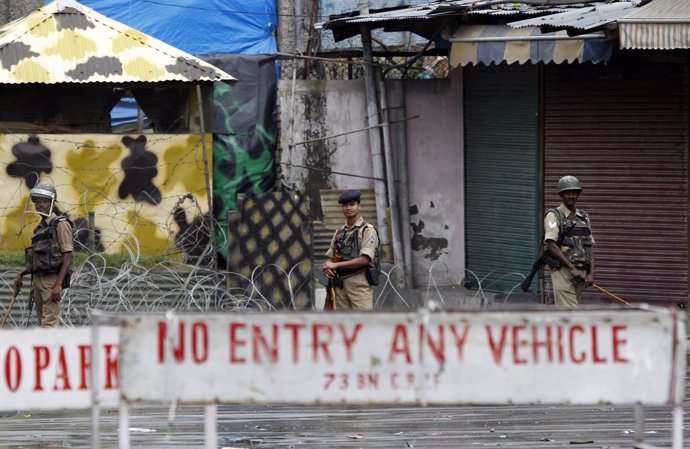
top-left (13, 182), bottom-right (74, 327)
top-left (322, 189), bottom-right (379, 310)
top-left (544, 176), bottom-right (595, 307)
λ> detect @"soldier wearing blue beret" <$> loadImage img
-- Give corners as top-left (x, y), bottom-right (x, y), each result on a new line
top-left (322, 189), bottom-right (380, 310)
top-left (338, 189), bottom-right (361, 204)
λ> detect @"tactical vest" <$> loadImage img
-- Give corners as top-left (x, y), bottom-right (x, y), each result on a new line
top-left (334, 222), bottom-right (380, 277)
top-left (29, 215), bottom-right (72, 273)
top-left (548, 208), bottom-right (593, 269)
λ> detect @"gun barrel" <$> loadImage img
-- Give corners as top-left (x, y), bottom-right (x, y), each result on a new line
top-left (520, 257), bottom-right (545, 293)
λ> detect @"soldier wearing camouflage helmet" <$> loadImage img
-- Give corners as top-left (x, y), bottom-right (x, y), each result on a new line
top-left (543, 176), bottom-right (595, 307)
top-left (13, 181), bottom-right (74, 327)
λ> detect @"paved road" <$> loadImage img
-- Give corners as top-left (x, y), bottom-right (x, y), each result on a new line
top-left (0, 400), bottom-right (683, 448)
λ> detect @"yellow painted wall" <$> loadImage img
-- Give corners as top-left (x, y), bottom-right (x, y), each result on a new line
top-left (0, 133), bottom-right (211, 256)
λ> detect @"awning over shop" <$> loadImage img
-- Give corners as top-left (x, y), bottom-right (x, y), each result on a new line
top-left (618, 0), bottom-right (690, 49)
top-left (449, 25), bottom-right (614, 67)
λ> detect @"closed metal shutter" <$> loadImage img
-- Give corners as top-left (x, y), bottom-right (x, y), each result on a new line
top-left (544, 59), bottom-right (688, 307)
top-left (464, 64), bottom-right (540, 293)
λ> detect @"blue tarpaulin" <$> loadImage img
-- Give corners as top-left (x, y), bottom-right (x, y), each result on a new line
top-left (76, 0), bottom-right (277, 55)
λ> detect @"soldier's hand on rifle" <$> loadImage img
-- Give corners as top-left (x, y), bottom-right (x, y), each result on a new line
top-left (322, 260), bottom-right (338, 279)
top-left (569, 266), bottom-right (585, 281)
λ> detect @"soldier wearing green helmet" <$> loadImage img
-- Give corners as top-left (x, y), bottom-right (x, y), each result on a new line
top-left (543, 176), bottom-right (595, 307)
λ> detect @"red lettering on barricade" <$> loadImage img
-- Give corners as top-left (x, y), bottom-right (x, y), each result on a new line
top-left (532, 326), bottom-right (553, 363)
top-left (486, 326), bottom-right (508, 365)
top-left (104, 344), bottom-right (119, 389)
top-left (389, 325), bottom-right (412, 363)
top-left (157, 322), bottom-right (186, 363)
top-left (450, 325), bottom-right (470, 361)
top-left (340, 323), bottom-right (361, 362)
top-left (419, 325), bottom-right (445, 364)
top-left (53, 346), bottom-right (72, 391)
top-left (252, 324), bottom-right (278, 363)
top-left (612, 325), bottom-right (629, 363)
top-left (591, 326), bottom-right (607, 364)
top-left (512, 325), bottom-right (527, 365)
top-left (229, 323), bottom-right (247, 363)
top-left (33, 346), bottom-right (50, 391)
top-left (5, 346), bottom-right (22, 392)
top-left (312, 324), bottom-right (333, 363)
top-left (284, 323), bottom-right (305, 363)
top-left (569, 325), bottom-right (586, 364)
top-left (191, 322), bottom-right (208, 364)
top-left (78, 345), bottom-right (90, 390)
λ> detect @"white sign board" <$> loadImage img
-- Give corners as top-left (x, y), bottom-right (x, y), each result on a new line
top-left (0, 327), bottom-right (119, 410)
top-left (119, 308), bottom-right (685, 406)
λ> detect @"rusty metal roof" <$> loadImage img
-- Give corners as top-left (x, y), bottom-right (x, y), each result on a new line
top-left (0, 0), bottom-right (235, 84)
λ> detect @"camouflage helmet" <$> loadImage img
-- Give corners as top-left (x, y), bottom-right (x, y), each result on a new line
top-left (30, 182), bottom-right (57, 201)
top-left (557, 176), bottom-right (582, 194)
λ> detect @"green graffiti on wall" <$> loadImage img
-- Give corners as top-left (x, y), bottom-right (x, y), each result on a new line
top-left (212, 78), bottom-right (276, 260)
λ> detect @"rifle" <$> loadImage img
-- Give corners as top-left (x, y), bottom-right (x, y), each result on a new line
top-left (521, 209), bottom-right (576, 293)
top-left (323, 254), bottom-right (342, 310)
top-left (24, 274), bottom-right (33, 327)
top-left (520, 254), bottom-right (544, 292)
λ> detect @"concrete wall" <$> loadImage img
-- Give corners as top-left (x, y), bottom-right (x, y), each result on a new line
top-left (401, 69), bottom-right (464, 286)
top-left (279, 79), bottom-right (373, 218)
top-left (278, 73), bottom-right (465, 287)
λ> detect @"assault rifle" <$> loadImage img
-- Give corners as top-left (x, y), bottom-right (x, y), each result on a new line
top-left (520, 254), bottom-right (544, 293)
top-left (323, 230), bottom-right (345, 310)
top-left (521, 211), bottom-right (579, 292)
top-left (520, 250), bottom-right (560, 293)
top-left (323, 255), bottom-right (342, 310)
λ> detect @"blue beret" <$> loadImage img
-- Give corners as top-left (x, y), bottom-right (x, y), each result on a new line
top-left (338, 189), bottom-right (361, 204)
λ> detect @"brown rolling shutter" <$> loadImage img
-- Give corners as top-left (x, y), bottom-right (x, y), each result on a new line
top-left (544, 58), bottom-right (688, 307)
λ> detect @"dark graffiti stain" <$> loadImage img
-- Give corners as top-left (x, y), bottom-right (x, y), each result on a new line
top-left (174, 206), bottom-right (213, 267)
top-left (166, 57), bottom-right (215, 79)
top-left (0, 42), bottom-right (39, 70)
top-left (6, 135), bottom-right (52, 188)
top-left (118, 135), bottom-right (161, 205)
top-left (55, 11), bottom-right (96, 31)
top-left (66, 56), bottom-right (123, 79)
top-left (410, 219), bottom-right (448, 261)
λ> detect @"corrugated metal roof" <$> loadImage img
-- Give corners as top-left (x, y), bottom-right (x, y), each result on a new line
top-left (509, 2), bottom-right (636, 30)
top-left (328, 5), bottom-right (444, 24)
top-left (618, 0), bottom-right (690, 49)
top-left (0, 0), bottom-right (235, 84)
top-left (320, 0), bottom-right (639, 47)
top-left (619, 0), bottom-right (690, 21)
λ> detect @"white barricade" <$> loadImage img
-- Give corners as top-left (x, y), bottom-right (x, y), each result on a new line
top-left (0, 327), bottom-right (119, 411)
top-left (0, 309), bottom-right (682, 448)
top-left (113, 307), bottom-right (686, 449)
top-left (119, 308), bottom-right (684, 406)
